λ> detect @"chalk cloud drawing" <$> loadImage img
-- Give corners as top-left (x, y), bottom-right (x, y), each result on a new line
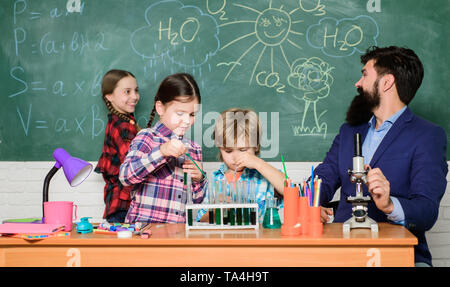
top-left (306, 15), bottom-right (379, 58)
top-left (130, 0), bottom-right (220, 67)
top-left (287, 57), bottom-right (334, 138)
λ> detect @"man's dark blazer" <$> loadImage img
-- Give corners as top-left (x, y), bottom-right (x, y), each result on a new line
top-left (316, 107), bottom-right (448, 266)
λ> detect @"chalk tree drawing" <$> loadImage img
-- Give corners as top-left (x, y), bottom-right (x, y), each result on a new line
top-left (130, 0), bottom-right (220, 68)
top-left (287, 57), bottom-right (334, 138)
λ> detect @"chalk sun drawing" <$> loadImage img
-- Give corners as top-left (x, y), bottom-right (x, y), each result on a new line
top-left (217, 0), bottom-right (306, 84)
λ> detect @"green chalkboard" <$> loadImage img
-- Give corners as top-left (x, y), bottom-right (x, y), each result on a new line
top-left (1, 0), bottom-right (449, 161)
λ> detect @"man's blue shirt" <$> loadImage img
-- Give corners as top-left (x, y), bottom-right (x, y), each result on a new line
top-left (362, 106), bottom-right (407, 224)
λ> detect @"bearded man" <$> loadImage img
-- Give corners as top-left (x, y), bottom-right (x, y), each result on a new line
top-left (314, 46), bottom-right (448, 267)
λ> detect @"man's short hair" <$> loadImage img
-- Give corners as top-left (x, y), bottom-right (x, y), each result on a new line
top-left (361, 46), bottom-right (424, 105)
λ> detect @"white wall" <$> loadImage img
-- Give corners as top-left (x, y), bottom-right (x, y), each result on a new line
top-left (1, 161), bottom-right (449, 266)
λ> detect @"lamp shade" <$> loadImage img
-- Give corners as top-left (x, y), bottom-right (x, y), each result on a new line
top-left (53, 148), bottom-right (93, 186)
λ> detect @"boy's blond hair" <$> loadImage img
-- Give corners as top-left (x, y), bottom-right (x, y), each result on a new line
top-left (213, 108), bottom-right (262, 160)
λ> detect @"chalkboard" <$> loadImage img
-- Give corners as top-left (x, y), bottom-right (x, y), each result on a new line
top-left (1, 0), bottom-right (449, 161)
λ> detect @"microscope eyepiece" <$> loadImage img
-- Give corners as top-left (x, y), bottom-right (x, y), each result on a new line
top-left (354, 133), bottom-right (362, 157)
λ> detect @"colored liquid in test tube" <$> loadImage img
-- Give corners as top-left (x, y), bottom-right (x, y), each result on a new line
top-left (225, 181), bottom-right (233, 226)
top-left (214, 181), bottom-right (222, 225)
top-left (249, 181), bottom-right (257, 225)
top-left (222, 180), bottom-right (229, 224)
top-left (235, 182), bottom-right (243, 225)
top-left (185, 173), bottom-right (193, 226)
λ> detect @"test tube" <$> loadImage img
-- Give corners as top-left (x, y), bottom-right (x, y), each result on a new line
top-left (249, 180), bottom-right (257, 225)
top-left (214, 180), bottom-right (223, 225)
top-left (185, 173), bottom-right (193, 226)
top-left (222, 180), bottom-right (229, 224)
top-left (208, 178), bottom-right (215, 224)
top-left (242, 181), bottom-right (250, 225)
top-left (228, 181), bottom-right (236, 226)
top-left (235, 182), bottom-right (243, 225)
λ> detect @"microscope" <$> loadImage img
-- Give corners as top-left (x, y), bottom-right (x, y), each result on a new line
top-left (342, 133), bottom-right (378, 233)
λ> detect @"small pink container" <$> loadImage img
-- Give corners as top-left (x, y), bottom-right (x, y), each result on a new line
top-left (44, 201), bottom-right (77, 231)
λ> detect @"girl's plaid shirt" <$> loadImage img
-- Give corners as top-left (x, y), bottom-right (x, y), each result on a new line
top-left (95, 113), bottom-right (138, 218)
top-left (120, 121), bottom-right (206, 223)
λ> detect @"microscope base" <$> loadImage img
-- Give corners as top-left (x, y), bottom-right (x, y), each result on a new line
top-left (343, 216), bottom-right (378, 233)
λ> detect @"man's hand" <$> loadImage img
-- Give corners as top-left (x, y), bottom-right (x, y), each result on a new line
top-left (320, 207), bottom-right (333, 223)
top-left (365, 165), bottom-right (394, 214)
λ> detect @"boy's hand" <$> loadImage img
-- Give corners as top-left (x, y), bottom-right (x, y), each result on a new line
top-left (160, 139), bottom-right (187, 158)
top-left (183, 159), bottom-right (204, 182)
top-left (235, 152), bottom-right (262, 171)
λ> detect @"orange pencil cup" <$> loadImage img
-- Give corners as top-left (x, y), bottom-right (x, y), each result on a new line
top-left (307, 206), bottom-right (323, 237)
top-left (281, 185), bottom-right (301, 236)
top-left (297, 196), bottom-right (309, 235)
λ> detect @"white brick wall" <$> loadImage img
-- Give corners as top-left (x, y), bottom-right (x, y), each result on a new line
top-left (0, 161), bottom-right (448, 266)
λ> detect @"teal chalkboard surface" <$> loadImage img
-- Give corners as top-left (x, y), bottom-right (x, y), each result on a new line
top-left (1, 0), bottom-right (449, 161)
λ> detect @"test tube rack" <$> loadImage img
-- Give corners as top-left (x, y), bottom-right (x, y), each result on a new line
top-left (185, 203), bottom-right (259, 231)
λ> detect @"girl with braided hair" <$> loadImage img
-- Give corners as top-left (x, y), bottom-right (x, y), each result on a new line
top-left (119, 73), bottom-right (206, 224)
top-left (95, 69), bottom-right (141, 223)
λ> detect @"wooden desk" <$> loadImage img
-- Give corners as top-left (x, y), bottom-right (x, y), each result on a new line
top-left (0, 223), bottom-right (417, 267)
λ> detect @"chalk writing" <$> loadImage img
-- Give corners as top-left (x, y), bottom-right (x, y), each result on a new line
top-left (206, 0), bottom-right (228, 21)
top-left (16, 103), bottom-right (105, 139)
top-left (306, 15), bottom-right (379, 57)
top-left (13, 0), bottom-right (105, 57)
top-left (9, 66), bottom-right (103, 98)
top-left (130, 0), bottom-right (219, 67)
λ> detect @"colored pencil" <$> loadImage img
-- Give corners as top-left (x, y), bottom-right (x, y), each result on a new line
top-left (314, 179), bottom-right (322, 207)
top-left (310, 166), bottom-right (314, 206)
top-left (281, 155), bottom-right (288, 180)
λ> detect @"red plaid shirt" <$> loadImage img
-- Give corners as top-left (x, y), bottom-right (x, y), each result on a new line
top-left (95, 113), bottom-right (138, 218)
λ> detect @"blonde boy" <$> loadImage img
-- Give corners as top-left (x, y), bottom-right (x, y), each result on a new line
top-left (197, 108), bottom-right (285, 223)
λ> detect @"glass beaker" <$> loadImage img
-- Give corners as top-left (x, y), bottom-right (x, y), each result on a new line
top-left (262, 197), bottom-right (281, 229)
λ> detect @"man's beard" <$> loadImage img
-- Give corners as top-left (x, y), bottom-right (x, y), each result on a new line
top-left (345, 82), bottom-right (380, 126)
